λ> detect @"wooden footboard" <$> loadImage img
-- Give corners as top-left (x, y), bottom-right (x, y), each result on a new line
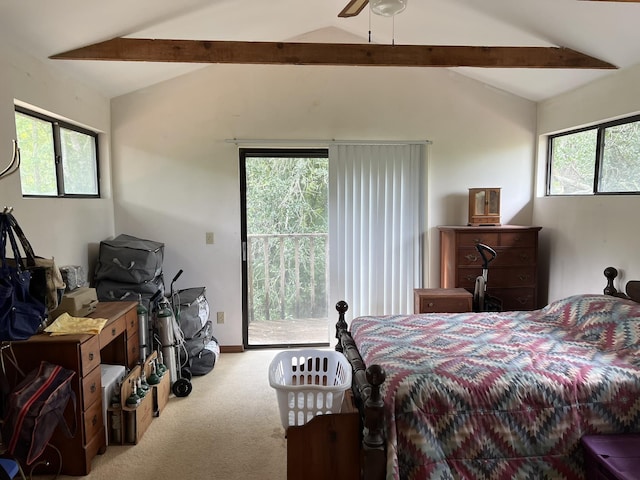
top-left (335, 301), bottom-right (387, 480)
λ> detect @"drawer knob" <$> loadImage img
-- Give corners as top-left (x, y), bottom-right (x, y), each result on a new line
top-left (428, 302), bottom-right (434, 307)
top-left (90, 383), bottom-right (96, 393)
top-left (92, 414), bottom-right (98, 426)
top-left (465, 254), bottom-right (479, 262)
top-left (111, 327), bottom-right (117, 336)
top-left (88, 352), bottom-right (94, 361)
top-left (518, 274), bottom-right (530, 281)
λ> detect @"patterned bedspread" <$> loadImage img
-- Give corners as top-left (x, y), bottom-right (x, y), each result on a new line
top-left (349, 294), bottom-right (640, 480)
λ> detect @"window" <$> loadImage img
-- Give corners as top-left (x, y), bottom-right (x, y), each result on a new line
top-left (547, 115), bottom-right (640, 195)
top-left (14, 106), bottom-right (100, 197)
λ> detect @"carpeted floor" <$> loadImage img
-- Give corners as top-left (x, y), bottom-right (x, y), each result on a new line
top-left (47, 350), bottom-right (287, 480)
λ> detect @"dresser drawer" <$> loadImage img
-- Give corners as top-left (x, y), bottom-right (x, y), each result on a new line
top-left (457, 247), bottom-right (536, 267)
top-left (99, 316), bottom-right (126, 349)
top-left (491, 287), bottom-right (536, 311)
top-left (79, 335), bottom-right (101, 377)
top-left (499, 231), bottom-right (536, 247)
top-left (493, 248), bottom-right (537, 266)
top-left (458, 267), bottom-right (537, 289)
top-left (83, 396), bottom-right (104, 444)
top-left (489, 267), bottom-right (536, 287)
top-left (125, 307), bottom-right (139, 337)
top-left (414, 288), bottom-right (472, 313)
top-left (456, 232), bottom-right (499, 247)
top-left (81, 365), bottom-right (102, 411)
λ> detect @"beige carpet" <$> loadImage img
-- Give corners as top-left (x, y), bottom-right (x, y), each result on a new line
top-left (51, 350), bottom-right (287, 480)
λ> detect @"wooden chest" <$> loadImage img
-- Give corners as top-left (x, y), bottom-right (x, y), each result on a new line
top-left (438, 225), bottom-right (542, 311)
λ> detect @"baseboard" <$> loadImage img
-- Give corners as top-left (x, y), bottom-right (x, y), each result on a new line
top-left (220, 345), bottom-right (245, 353)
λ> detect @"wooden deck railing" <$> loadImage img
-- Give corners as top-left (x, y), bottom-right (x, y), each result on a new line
top-left (247, 233), bottom-right (328, 322)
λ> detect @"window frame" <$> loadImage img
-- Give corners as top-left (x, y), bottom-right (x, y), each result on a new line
top-left (546, 113), bottom-right (640, 197)
top-left (14, 105), bottom-right (101, 199)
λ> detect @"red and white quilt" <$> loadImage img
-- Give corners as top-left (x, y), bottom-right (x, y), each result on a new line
top-left (350, 294), bottom-right (640, 479)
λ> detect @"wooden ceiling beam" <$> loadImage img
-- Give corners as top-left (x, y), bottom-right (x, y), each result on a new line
top-left (50, 37), bottom-right (616, 69)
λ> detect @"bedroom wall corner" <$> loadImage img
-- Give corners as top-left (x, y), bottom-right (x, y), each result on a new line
top-left (0, 41), bottom-right (116, 276)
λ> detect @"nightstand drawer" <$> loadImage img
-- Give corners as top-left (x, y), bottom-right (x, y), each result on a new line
top-left (414, 288), bottom-right (473, 313)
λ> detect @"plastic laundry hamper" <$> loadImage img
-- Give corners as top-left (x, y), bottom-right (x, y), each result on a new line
top-left (269, 349), bottom-right (352, 429)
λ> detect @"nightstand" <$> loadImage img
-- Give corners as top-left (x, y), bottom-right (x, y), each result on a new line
top-left (581, 434), bottom-right (640, 480)
top-left (413, 288), bottom-right (473, 313)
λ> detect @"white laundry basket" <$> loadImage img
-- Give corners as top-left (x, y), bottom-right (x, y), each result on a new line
top-left (269, 349), bottom-right (352, 429)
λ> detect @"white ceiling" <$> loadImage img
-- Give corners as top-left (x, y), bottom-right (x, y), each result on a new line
top-left (1, 0), bottom-right (639, 102)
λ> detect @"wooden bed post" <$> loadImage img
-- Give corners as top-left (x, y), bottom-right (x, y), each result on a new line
top-left (335, 301), bottom-right (387, 480)
top-left (363, 365), bottom-right (386, 480)
top-left (335, 300), bottom-right (348, 353)
top-left (604, 266), bottom-right (619, 296)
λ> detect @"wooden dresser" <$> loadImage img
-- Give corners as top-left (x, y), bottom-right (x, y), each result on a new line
top-left (9, 301), bottom-right (139, 476)
top-left (438, 225), bottom-right (542, 311)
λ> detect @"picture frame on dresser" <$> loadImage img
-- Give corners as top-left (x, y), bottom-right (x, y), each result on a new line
top-left (438, 225), bottom-right (542, 311)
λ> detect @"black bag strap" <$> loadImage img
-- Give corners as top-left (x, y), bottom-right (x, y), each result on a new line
top-left (4, 215), bottom-right (28, 272)
top-left (0, 214), bottom-right (8, 270)
top-left (6, 213), bottom-right (37, 268)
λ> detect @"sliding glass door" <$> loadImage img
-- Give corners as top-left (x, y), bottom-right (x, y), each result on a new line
top-left (240, 149), bottom-right (330, 348)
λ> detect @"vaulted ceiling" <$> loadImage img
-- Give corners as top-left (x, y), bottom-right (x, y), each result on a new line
top-left (1, 0), bottom-right (640, 101)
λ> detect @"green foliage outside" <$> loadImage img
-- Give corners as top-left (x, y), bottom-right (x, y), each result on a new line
top-left (61, 128), bottom-right (98, 195)
top-left (246, 156), bottom-right (328, 322)
top-left (600, 122), bottom-right (640, 192)
top-left (550, 120), bottom-right (640, 194)
top-left (15, 112), bottom-right (57, 195)
top-left (15, 111), bottom-right (98, 196)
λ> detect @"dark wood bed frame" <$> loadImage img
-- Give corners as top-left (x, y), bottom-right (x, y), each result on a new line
top-left (334, 266), bottom-right (640, 480)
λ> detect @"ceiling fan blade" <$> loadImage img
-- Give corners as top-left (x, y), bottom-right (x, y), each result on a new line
top-left (50, 38), bottom-right (617, 69)
top-left (338, 0), bottom-right (369, 17)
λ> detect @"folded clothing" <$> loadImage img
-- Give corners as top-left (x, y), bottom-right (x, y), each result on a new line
top-left (44, 312), bottom-right (108, 336)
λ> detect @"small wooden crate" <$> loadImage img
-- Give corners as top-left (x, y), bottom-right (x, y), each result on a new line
top-left (143, 351), bottom-right (171, 415)
top-left (119, 365), bottom-right (154, 444)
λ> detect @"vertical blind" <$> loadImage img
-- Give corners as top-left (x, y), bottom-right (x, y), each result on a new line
top-left (329, 143), bottom-right (425, 320)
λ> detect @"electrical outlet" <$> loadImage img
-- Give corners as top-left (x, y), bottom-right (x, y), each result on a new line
top-left (206, 232), bottom-right (214, 244)
top-left (216, 311), bottom-right (224, 324)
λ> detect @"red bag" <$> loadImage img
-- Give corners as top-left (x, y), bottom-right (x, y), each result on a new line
top-left (1, 361), bottom-right (76, 465)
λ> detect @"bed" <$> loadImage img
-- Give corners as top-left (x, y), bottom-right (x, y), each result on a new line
top-left (334, 267), bottom-right (640, 480)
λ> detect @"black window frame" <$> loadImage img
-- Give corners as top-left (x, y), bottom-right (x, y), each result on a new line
top-left (14, 105), bottom-right (101, 199)
top-left (546, 113), bottom-right (640, 196)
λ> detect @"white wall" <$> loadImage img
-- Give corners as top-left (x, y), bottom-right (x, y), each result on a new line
top-left (535, 63), bottom-right (640, 302)
top-left (111, 64), bottom-right (537, 347)
top-left (0, 42), bottom-right (115, 279)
